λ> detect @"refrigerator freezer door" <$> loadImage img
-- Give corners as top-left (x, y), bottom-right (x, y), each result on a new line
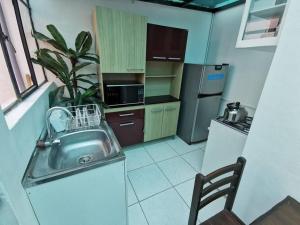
top-left (199, 65), bottom-right (227, 95)
top-left (191, 95), bottom-right (222, 143)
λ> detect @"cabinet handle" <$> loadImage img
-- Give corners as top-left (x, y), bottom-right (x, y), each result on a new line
top-left (151, 109), bottom-right (163, 113)
top-left (119, 113), bottom-right (134, 117)
top-left (120, 122), bottom-right (135, 127)
top-left (168, 57), bottom-right (181, 61)
top-left (127, 69), bottom-right (144, 71)
top-left (152, 56), bottom-right (167, 60)
top-left (165, 107), bottom-right (176, 111)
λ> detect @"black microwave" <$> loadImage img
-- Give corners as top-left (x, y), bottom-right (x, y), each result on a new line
top-left (104, 81), bottom-right (144, 107)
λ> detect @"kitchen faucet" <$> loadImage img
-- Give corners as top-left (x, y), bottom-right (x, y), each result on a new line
top-left (46, 107), bottom-right (74, 140)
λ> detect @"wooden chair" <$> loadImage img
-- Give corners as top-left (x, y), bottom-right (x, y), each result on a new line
top-left (188, 157), bottom-right (246, 225)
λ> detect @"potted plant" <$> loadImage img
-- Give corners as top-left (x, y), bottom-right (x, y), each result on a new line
top-left (32, 24), bottom-right (100, 107)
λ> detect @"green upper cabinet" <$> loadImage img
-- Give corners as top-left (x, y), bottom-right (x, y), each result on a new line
top-left (93, 7), bottom-right (147, 73)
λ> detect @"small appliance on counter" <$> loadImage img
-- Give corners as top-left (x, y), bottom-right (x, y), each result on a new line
top-left (223, 102), bottom-right (248, 123)
top-left (218, 101), bottom-right (252, 134)
top-left (103, 80), bottom-right (144, 107)
top-left (178, 63), bottom-right (229, 144)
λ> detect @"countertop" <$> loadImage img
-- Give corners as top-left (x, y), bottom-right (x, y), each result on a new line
top-left (104, 95), bottom-right (180, 113)
top-left (144, 95), bottom-right (180, 105)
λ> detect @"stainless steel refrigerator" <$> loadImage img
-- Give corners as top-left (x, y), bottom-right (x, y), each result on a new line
top-left (178, 64), bottom-right (228, 144)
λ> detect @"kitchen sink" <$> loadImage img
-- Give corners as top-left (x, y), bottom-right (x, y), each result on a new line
top-left (48, 129), bottom-right (116, 170)
top-left (23, 121), bottom-right (123, 187)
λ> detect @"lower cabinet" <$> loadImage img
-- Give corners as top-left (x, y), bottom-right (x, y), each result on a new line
top-left (27, 160), bottom-right (127, 225)
top-left (106, 109), bottom-right (145, 147)
top-left (144, 102), bottom-right (180, 142)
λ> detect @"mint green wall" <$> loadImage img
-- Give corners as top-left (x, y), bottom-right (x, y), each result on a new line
top-left (31, 0), bottom-right (212, 65)
top-left (0, 83), bottom-right (53, 225)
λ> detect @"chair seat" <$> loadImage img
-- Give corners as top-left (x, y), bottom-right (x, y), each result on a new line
top-left (200, 210), bottom-right (245, 225)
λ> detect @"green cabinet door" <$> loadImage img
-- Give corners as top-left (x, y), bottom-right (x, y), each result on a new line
top-left (95, 7), bottom-right (146, 73)
top-left (144, 104), bottom-right (164, 142)
top-left (124, 14), bottom-right (147, 73)
top-left (95, 7), bottom-right (126, 73)
top-left (162, 102), bottom-right (181, 137)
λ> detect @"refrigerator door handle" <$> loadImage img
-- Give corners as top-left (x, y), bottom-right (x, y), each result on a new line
top-left (198, 92), bottom-right (223, 98)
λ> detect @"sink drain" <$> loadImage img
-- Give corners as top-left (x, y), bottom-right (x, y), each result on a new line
top-left (78, 155), bottom-right (93, 165)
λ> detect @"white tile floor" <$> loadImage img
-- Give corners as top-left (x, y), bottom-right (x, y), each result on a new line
top-left (124, 136), bottom-right (226, 225)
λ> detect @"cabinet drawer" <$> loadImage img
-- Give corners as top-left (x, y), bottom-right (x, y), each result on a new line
top-left (105, 109), bottom-right (144, 123)
top-left (106, 109), bottom-right (145, 147)
top-left (109, 119), bottom-right (144, 147)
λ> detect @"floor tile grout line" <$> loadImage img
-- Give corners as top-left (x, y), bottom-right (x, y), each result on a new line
top-left (165, 137), bottom-right (207, 155)
top-left (127, 174), bottom-right (140, 206)
top-left (179, 153), bottom-right (201, 173)
top-left (127, 141), bottom-right (201, 201)
top-left (138, 202), bottom-right (151, 225)
top-left (173, 186), bottom-right (191, 209)
top-left (148, 152), bottom-right (197, 208)
top-left (126, 145), bottom-right (206, 173)
top-left (128, 157), bottom-right (196, 204)
top-left (126, 138), bottom-right (207, 210)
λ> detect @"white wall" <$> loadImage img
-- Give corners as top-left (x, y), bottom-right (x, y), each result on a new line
top-left (206, 5), bottom-right (275, 116)
top-left (233, 0), bottom-right (300, 223)
top-left (30, 0), bottom-right (212, 68)
top-left (0, 83), bottom-right (53, 225)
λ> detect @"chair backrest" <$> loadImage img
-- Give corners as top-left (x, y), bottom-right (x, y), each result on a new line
top-left (188, 157), bottom-right (246, 225)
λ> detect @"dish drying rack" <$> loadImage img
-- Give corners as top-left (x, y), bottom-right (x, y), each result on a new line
top-left (66, 104), bottom-right (102, 131)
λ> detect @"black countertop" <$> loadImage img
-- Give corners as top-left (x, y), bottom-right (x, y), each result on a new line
top-left (145, 95), bottom-right (180, 105)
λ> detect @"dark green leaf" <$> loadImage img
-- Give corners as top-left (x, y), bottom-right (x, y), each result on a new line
top-left (32, 31), bottom-right (51, 41)
top-left (47, 25), bottom-right (68, 51)
top-left (77, 78), bottom-right (95, 85)
top-left (33, 31), bottom-right (67, 53)
top-left (78, 86), bottom-right (88, 91)
top-left (75, 31), bottom-right (88, 52)
top-left (55, 54), bottom-right (69, 75)
top-left (49, 86), bottom-right (65, 107)
top-left (78, 55), bottom-right (99, 63)
top-left (39, 48), bottom-right (67, 57)
top-left (76, 73), bottom-right (97, 79)
top-left (79, 32), bottom-right (92, 54)
top-left (70, 62), bottom-right (92, 73)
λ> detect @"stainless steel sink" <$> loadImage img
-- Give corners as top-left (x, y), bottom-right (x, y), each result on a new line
top-left (23, 121), bottom-right (123, 187)
top-left (48, 129), bottom-right (117, 170)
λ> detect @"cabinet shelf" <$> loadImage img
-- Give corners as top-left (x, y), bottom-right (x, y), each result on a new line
top-left (250, 3), bottom-right (286, 18)
top-left (145, 75), bottom-right (176, 78)
top-left (236, 0), bottom-right (288, 48)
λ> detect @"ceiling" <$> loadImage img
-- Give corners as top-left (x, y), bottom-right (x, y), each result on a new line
top-left (138, 0), bottom-right (245, 12)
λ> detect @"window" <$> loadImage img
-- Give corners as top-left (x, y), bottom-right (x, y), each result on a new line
top-left (0, 0), bottom-right (46, 111)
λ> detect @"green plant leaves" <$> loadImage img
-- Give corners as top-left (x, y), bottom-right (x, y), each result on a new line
top-left (47, 25), bottom-right (68, 52)
top-left (79, 55), bottom-right (100, 63)
top-left (70, 62), bottom-right (92, 74)
top-left (77, 78), bottom-right (95, 85)
top-left (75, 31), bottom-right (92, 55)
top-left (32, 24), bottom-right (101, 106)
top-left (49, 85), bottom-right (65, 107)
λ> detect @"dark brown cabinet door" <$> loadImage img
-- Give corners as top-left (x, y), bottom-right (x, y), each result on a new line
top-left (167, 27), bottom-right (188, 61)
top-left (146, 24), bottom-right (169, 61)
top-left (146, 24), bottom-right (188, 62)
top-left (106, 109), bottom-right (144, 147)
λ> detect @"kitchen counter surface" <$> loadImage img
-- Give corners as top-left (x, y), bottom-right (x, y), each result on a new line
top-left (145, 95), bottom-right (180, 105)
top-left (215, 117), bottom-right (253, 135)
top-left (104, 95), bottom-right (180, 113)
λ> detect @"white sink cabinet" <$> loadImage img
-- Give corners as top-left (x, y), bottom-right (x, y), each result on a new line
top-left (26, 160), bottom-right (127, 225)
